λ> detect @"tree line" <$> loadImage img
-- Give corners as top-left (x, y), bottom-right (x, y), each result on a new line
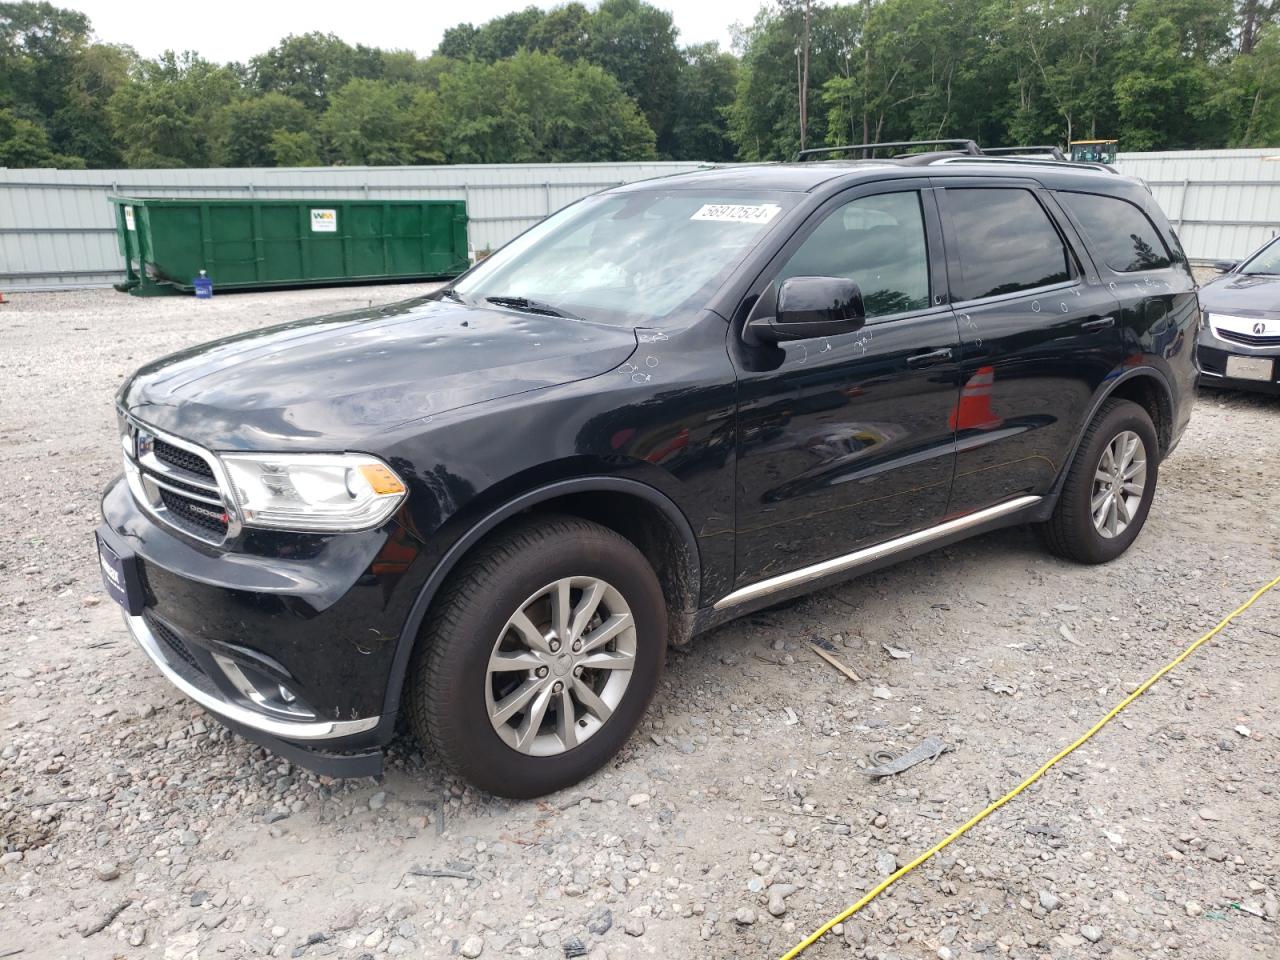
top-left (1, 0), bottom-right (1278, 171)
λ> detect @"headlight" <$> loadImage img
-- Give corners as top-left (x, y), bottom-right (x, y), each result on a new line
top-left (219, 453), bottom-right (407, 532)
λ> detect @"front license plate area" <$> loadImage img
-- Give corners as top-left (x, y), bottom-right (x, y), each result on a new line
top-left (96, 528), bottom-right (145, 616)
top-left (1225, 355), bottom-right (1274, 382)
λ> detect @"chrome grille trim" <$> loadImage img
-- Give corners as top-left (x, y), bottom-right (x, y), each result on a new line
top-left (120, 413), bottom-right (242, 544)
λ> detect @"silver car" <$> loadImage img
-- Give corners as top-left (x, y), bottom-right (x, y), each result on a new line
top-left (1198, 236), bottom-right (1280, 394)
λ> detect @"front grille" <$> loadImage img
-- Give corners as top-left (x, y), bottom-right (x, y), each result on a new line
top-left (153, 438), bottom-right (215, 479)
top-left (144, 614), bottom-right (204, 676)
top-left (159, 488), bottom-right (229, 536)
top-left (1216, 327), bottom-right (1280, 348)
top-left (124, 418), bottom-right (235, 544)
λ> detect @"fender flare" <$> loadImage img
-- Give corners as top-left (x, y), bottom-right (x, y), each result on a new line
top-left (381, 476), bottom-right (702, 719)
top-left (1045, 364), bottom-right (1175, 510)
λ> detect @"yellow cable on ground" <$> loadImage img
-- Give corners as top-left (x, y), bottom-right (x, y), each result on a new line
top-left (780, 572), bottom-right (1280, 960)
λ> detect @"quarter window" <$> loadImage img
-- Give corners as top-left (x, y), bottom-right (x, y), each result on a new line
top-left (778, 191), bottom-right (930, 318)
top-left (1058, 191), bottom-right (1173, 272)
top-left (946, 188), bottom-right (1071, 301)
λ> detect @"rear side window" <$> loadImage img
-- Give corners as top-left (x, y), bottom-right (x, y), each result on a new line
top-left (945, 188), bottom-right (1070, 301)
top-left (1058, 191), bottom-right (1173, 272)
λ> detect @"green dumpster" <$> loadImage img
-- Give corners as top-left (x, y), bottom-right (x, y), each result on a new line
top-left (110, 196), bottom-right (469, 296)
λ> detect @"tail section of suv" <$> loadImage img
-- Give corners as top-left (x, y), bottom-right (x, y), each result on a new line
top-left (99, 155), bottom-right (1198, 797)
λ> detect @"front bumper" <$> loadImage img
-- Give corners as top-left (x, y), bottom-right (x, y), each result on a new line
top-left (1197, 325), bottom-right (1280, 395)
top-left (122, 611), bottom-right (384, 776)
top-left (100, 473), bottom-right (426, 775)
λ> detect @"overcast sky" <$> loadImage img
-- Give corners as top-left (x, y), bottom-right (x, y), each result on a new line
top-left (66, 0), bottom-right (762, 63)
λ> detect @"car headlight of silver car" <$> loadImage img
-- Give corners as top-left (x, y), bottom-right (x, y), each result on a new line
top-left (219, 453), bottom-right (407, 532)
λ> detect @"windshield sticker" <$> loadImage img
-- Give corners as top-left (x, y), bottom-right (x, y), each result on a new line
top-left (690, 203), bottom-right (781, 224)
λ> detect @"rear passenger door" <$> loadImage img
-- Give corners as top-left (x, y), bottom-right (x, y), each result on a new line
top-left (935, 178), bottom-right (1123, 515)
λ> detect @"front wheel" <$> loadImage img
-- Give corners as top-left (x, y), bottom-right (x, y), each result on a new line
top-left (407, 515), bottom-right (666, 798)
top-left (1041, 398), bottom-right (1159, 564)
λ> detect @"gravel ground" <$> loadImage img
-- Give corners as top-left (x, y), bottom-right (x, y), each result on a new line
top-left (2, 284), bottom-right (1278, 960)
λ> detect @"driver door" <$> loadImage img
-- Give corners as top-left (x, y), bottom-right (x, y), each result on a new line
top-left (729, 183), bottom-right (962, 589)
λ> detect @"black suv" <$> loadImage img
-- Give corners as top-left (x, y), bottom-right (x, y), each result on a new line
top-left (98, 151), bottom-right (1199, 798)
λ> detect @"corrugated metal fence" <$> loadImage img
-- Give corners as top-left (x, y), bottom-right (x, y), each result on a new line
top-left (1114, 148), bottom-right (1280, 264)
top-left (0, 162), bottom-right (709, 292)
top-left (2, 151), bottom-right (1278, 291)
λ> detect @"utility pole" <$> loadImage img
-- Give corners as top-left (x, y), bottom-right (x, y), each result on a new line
top-left (800, 0), bottom-right (811, 153)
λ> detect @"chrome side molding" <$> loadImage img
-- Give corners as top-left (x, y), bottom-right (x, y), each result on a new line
top-left (713, 495), bottom-right (1042, 610)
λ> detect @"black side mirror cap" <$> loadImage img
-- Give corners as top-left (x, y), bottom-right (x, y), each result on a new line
top-left (748, 276), bottom-right (866, 343)
top-left (1212, 260), bottom-right (1239, 274)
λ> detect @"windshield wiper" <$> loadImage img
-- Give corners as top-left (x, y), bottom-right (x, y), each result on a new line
top-left (484, 295), bottom-right (583, 321)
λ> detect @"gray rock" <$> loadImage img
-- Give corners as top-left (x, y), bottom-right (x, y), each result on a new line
top-left (1080, 925), bottom-right (1103, 943)
top-left (94, 861), bottom-right (120, 881)
top-left (768, 883), bottom-right (796, 917)
top-left (623, 919), bottom-right (645, 937)
top-left (460, 934), bottom-right (484, 958)
top-left (586, 908), bottom-right (612, 937)
top-left (368, 791), bottom-right (387, 811)
top-left (876, 852), bottom-right (898, 876)
top-left (1038, 890), bottom-right (1061, 911)
top-left (734, 907), bottom-right (757, 925)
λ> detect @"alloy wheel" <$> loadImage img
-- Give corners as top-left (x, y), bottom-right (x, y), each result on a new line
top-left (484, 576), bottom-right (636, 756)
top-left (1090, 429), bottom-right (1147, 539)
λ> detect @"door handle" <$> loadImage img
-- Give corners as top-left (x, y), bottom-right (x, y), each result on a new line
top-left (1082, 315), bottom-right (1116, 331)
top-left (906, 347), bottom-right (954, 368)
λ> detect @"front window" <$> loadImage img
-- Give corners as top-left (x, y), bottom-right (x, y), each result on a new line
top-left (452, 190), bottom-right (799, 325)
top-left (1240, 237), bottom-right (1280, 276)
top-left (776, 191), bottom-right (930, 318)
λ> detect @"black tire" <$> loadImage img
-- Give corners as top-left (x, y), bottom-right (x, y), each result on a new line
top-left (1041, 398), bottom-right (1159, 564)
top-left (407, 514), bottom-right (666, 798)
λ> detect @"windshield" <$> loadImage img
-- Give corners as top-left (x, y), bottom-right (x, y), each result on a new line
top-left (1241, 236), bottom-right (1280, 275)
top-left (452, 190), bottom-right (799, 325)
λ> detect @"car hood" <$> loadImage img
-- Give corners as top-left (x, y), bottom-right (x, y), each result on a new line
top-left (1199, 273), bottom-right (1280, 317)
top-left (120, 296), bottom-right (639, 450)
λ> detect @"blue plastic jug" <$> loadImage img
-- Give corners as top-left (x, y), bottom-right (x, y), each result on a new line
top-left (193, 270), bottom-right (213, 299)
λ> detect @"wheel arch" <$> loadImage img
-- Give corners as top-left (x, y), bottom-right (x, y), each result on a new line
top-left (1046, 365), bottom-right (1174, 511)
top-left (382, 476), bottom-right (702, 721)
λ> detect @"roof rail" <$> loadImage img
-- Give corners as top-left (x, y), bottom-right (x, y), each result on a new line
top-left (796, 139), bottom-right (981, 161)
top-left (983, 145), bottom-right (1066, 161)
top-left (930, 155), bottom-right (1120, 175)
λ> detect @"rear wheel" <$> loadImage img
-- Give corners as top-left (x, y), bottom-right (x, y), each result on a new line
top-left (407, 515), bottom-right (665, 798)
top-left (1041, 398), bottom-right (1159, 564)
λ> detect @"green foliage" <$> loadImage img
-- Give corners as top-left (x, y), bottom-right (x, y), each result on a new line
top-left (107, 52), bottom-right (240, 167)
top-left (1205, 23), bottom-right (1280, 143)
top-left (319, 78), bottom-right (433, 165)
top-left (670, 42), bottom-right (738, 161)
top-left (0, 104), bottom-right (82, 165)
top-left (248, 32), bottom-right (384, 112)
top-left (4, 0), bottom-right (1280, 170)
top-left (434, 50), bottom-right (655, 162)
top-left (526, 3), bottom-right (592, 61)
top-left (217, 92), bottom-right (312, 166)
top-left (268, 128), bottom-right (322, 166)
top-left (587, 0), bottom-right (682, 149)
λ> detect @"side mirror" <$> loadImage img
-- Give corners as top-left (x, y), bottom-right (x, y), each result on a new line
top-left (1212, 260), bottom-right (1239, 274)
top-left (748, 276), bottom-right (866, 343)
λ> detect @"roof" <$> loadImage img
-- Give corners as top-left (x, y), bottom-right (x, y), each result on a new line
top-left (613, 157), bottom-right (1139, 196)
